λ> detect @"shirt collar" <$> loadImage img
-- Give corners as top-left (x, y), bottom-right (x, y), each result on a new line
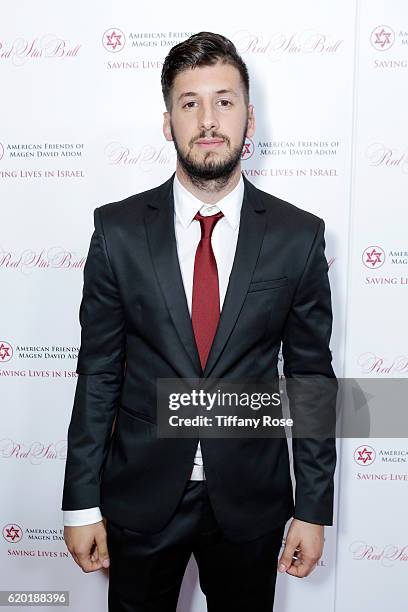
top-left (173, 172), bottom-right (244, 230)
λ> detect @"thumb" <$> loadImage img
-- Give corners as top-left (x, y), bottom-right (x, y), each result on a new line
top-left (95, 530), bottom-right (110, 568)
top-left (278, 539), bottom-right (297, 573)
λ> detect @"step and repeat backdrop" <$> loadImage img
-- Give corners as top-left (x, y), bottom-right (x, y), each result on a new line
top-left (1, 0), bottom-right (406, 610)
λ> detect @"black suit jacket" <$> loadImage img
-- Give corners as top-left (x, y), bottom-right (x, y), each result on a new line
top-left (62, 172), bottom-right (337, 542)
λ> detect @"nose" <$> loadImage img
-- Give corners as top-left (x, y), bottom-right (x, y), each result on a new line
top-left (198, 101), bottom-right (220, 133)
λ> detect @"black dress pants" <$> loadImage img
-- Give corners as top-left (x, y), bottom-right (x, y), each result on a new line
top-left (106, 479), bottom-right (285, 612)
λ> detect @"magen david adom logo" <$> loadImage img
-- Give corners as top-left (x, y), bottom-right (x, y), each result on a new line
top-left (354, 445), bottom-right (376, 466)
top-left (0, 341), bottom-right (13, 362)
top-left (102, 28), bottom-right (126, 53)
top-left (241, 137), bottom-right (254, 160)
top-left (370, 26), bottom-right (395, 51)
top-left (3, 524), bottom-right (23, 543)
top-left (362, 246), bottom-right (385, 269)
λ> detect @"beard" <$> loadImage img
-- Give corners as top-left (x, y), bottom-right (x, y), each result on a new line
top-left (170, 119), bottom-right (247, 192)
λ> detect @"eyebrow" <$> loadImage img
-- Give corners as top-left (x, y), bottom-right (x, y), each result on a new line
top-left (177, 89), bottom-right (238, 102)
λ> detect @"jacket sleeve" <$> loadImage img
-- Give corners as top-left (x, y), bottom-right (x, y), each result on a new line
top-left (62, 207), bottom-right (126, 510)
top-left (282, 218), bottom-right (338, 526)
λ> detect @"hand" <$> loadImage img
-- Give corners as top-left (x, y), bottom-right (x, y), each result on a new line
top-left (277, 518), bottom-right (324, 578)
top-left (64, 518), bottom-right (110, 573)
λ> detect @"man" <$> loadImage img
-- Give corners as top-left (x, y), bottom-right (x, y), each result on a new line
top-left (62, 31), bottom-right (337, 612)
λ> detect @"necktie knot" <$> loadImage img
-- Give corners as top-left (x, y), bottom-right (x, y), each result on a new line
top-left (194, 211), bottom-right (224, 240)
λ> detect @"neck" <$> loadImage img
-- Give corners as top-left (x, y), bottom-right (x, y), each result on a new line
top-left (175, 163), bottom-right (242, 204)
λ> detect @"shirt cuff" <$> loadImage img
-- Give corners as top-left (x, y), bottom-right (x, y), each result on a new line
top-left (63, 507), bottom-right (103, 527)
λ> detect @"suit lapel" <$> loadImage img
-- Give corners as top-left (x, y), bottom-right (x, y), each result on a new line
top-left (144, 173), bottom-right (267, 378)
top-left (144, 174), bottom-right (202, 375)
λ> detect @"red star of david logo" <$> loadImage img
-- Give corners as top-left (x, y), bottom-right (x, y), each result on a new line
top-left (106, 31), bottom-right (122, 51)
top-left (370, 26), bottom-right (395, 51)
top-left (242, 143), bottom-right (251, 156)
top-left (0, 342), bottom-right (12, 361)
top-left (365, 248), bottom-right (382, 266)
top-left (102, 28), bottom-right (126, 53)
top-left (354, 445), bottom-right (376, 466)
top-left (375, 29), bottom-right (392, 49)
top-left (356, 447), bottom-right (373, 464)
top-left (363, 246), bottom-right (385, 269)
top-left (241, 138), bottom-right (254, 160)
top-left (4, 524), bottom-right (22, 542)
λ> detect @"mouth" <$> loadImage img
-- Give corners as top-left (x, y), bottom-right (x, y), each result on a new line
top-left (195, 138), bottom-right (225, 148)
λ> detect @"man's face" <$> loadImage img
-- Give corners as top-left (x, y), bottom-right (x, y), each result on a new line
top-left (163, 62), bottom-right (255, 184)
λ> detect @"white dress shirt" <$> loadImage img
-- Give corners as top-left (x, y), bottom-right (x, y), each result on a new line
top-left (63, 172), bottom-right (244, 526)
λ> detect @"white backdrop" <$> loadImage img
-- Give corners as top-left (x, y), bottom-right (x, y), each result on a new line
top-left (0, 1), bottom-right (406, 610)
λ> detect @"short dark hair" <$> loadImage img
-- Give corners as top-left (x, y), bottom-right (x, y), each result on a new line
top-left (161, 31), bottom-right (250, 111)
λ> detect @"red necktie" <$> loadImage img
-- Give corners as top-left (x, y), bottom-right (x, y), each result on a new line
top-left (192, 210), bottom-right (224, 370)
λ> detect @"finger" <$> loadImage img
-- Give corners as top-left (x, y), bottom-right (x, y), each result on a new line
top-left (286, 558), bottom-right (317, 578)
top-left (292, 547), bottom-right (302, 567)
top-left (286, 564), bottom-right (303, 577)
top-left (278, 540), bottom-right (299, 573)
top-left (90, 544), bottom-right (99, 563)
top-left (95, 531), bottom-right (110, 568)
top-left (76, 550), bottom-right (103, 573)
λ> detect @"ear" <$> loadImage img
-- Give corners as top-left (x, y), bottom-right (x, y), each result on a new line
top-left (246, 104), bottom-right (255, 138)
top-left (163, 111), bottom-right (173, 142)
